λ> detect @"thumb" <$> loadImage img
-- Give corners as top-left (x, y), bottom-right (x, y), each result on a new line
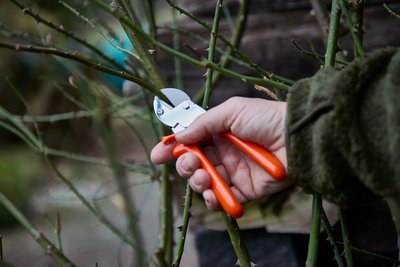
top-left (175, 97), bottom-right (244, 144)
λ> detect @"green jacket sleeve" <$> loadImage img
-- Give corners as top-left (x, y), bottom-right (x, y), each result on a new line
top-left (286, 47), bottom-right (400, 207)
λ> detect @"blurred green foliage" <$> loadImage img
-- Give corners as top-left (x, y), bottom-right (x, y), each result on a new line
top-left (0, 153), bottom-right (29, 226)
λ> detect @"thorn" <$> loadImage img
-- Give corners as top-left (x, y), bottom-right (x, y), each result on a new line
top-left (68, 76), bottom-right (76, 87)
top-left (177, 225), bottom-right (183, 232)
top-left (254, 85), bottom-right (278, 100)
top-left (22, 8), bottom-right (30, 14)
top-left (56, 212), bottom-right (62, 236)
top-left (148, 49), bottom-right (157, 55)
top-left (59, 25), bottom-right (65, 30)
top-left (46, 32), bottom-right (53, 45)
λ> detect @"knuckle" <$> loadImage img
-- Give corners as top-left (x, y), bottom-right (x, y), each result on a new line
top-left (189, 169), bottom-right (208, 192)
top-left (177, 153), bottom-right (198, 177)
top-left (227, 96), bottom-right (243, 106)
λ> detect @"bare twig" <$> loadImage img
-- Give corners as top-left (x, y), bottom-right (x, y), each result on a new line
top-left (110, 1), bottom-right (174, 265)
top-left (8, 0), bottom-right (123, 70)
top-left (90, 0), bottom-right (291, 90)
top-left (321, 210), bottom-right (345, 267)
top-left (292, 38), bottom-right (348, 66)
top-left (337, 0), bottom-right (364, 56)
top-left (194, 0), bottom-right (252, 102)
top-left (164, 0), bottom-right (293, 87)
top-left (309, 0), bottom-right (330, 37)
top-left (171, 182), bottom-right (193, 267)
top-left (56, 212), bottom-right (63, 252)
top-left (337, 242), bottom-right (398, 264)
top-left (203, 0), bottom-right (224, 107)
top-left (324, 0), bottom-right (341, 67)
top-left (346, 0), bottom-right (365, 57)
top-left (221, 213), bottom-right (252, 267)
top-left (339, 209), bottom-right (354, 267)
top-left (0, 192), bottom-right (77, 267)
top-left (0, 41), bottom-right (165, 98)
top-left (306, 194), bottom-right (322, 267)
top-left (59, 1), bottom-right (140, 61)
top-left (171, 0), bottom-right (184, 89)
top-left (87, 83), bottom-right (146, 266)
top-left (144, 0), bottom-right (157, 39)
top-left (383, 3), bottom-right (400, 19)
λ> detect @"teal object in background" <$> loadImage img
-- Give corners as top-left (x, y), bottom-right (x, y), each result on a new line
top-left (98, 32), bottom-right (133, 92)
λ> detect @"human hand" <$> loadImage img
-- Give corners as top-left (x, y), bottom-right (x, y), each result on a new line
top-left (151, 97), bottom-right (292, 211)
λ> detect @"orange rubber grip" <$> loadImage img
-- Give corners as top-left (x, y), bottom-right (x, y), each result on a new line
top-left (221, 132), bottom-right (286, 181)
top-left (172, 143), bottom-right (244, 218)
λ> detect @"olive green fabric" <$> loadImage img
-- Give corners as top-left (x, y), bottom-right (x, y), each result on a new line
top-left (287, 47), bottom-right (400, 207)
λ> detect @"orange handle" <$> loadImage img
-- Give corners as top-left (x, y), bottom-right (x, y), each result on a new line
top-left (172, 143), bottom-right (244, 218)
top-left (221, 132), bottom-right (286, 181)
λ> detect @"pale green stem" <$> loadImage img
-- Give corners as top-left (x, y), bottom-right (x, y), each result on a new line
top-left (164, 0), bottom-right (292, 87)
top-left (324, 0), bottom-right (341, 67)
top-left (347, 0), bottom-right (364, 58)
top-left (47, 158), bottom-right (143, 250)
top-left (338, 0), bottom-right (364, 56)
top-left (292, 38), bottom-right (349, 66)
top-left (384, 3), bottom-right (400, 19)
top-left (0, 192), bottom-right (77, 267)
top-left (195, 0), bottom-right (251, 103)
top-left (222, 1), bottom-right (235, 33)
top-left (203, 0), bottom-right (224, 107)
top-left (144, 0), bottom-right (157, 39)
top-left (221, 213), bottom-right (252, 267)
top-left (309, 0), bottom-right (330, 37)
top-left (321, 210), bottom-right (345, 267)
top-left (59, 0), bottom-right (140, 61)
top-left (339, 209), bottom-right (354, 267)
top-left (111, 0), bottom-right (166, 90)
top-left (172, 0), bottom-right (184, 89)
top-left (94, 103), bottom-right (146, 267)
top-left (109, 2), bottom-right (173, 264)
top-left (307, 4), bottom-right (341, 261)
top-left (306, 194), bottom-right (322, 267)
top-left (159, 165), bottom-right (173, 264)
top-left (0, 41), bottom-right (167, 99)
top-left (338, 242), bottom-right (398, 264)
top-left (171, 182), bottom-right (193, 267)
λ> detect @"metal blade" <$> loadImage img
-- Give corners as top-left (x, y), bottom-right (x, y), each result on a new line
top-left (153, 88), bottom-right (191, 128)
top-left (153, 88), bottom-right (205, 131)
top-left (160, 88), bottom-right (191, 106)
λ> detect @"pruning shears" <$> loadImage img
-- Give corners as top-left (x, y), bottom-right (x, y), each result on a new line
top-left (154, 88), bottom-right (286, 218)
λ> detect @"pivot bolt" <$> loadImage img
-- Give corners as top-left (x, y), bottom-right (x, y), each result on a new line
top-left (182, 101), bottom-right (190, 110)
top-left (157, 108), bottom-right (164, 115)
